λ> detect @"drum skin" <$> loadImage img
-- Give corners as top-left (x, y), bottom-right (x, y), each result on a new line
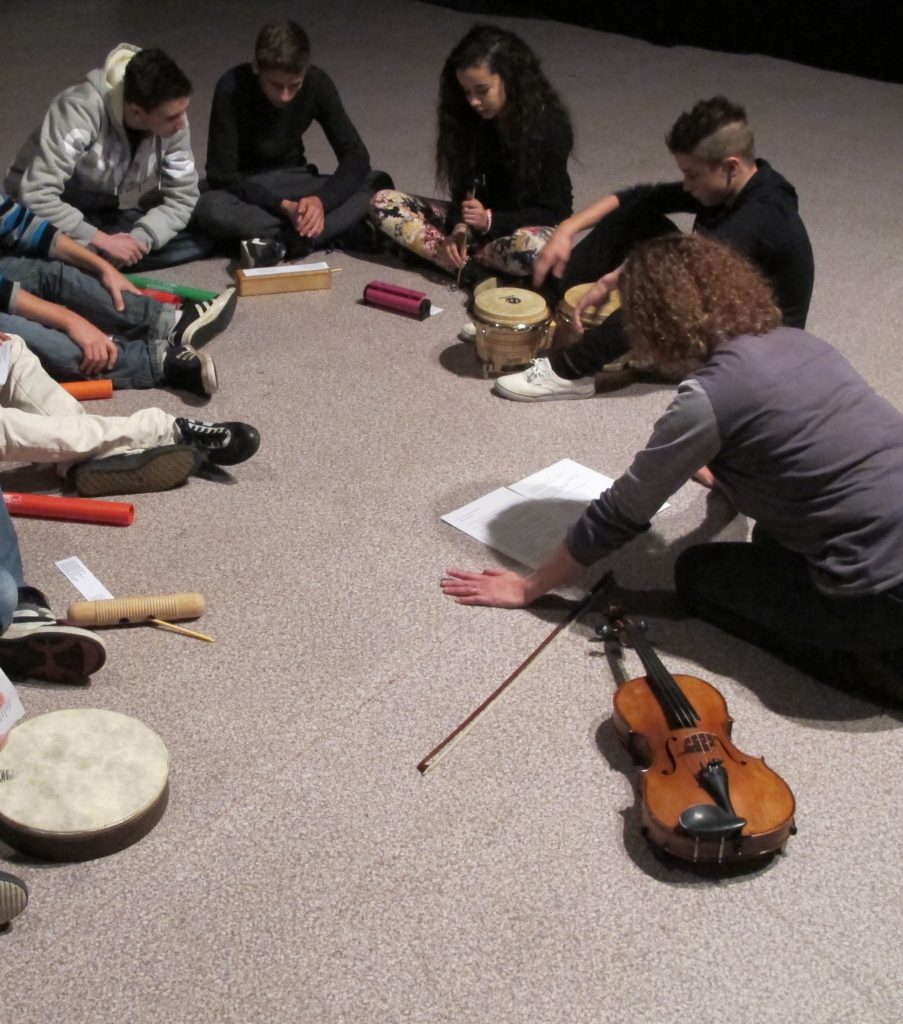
top-left (471, 287), bottom-right (551, 375)
top-left (552, 285), bottom-right (621, 351)
top-left (0, 709), bottom-right (169, 861)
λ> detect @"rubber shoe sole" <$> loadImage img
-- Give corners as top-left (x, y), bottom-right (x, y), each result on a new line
top-left (73, 445), bottom-right (202, 497)
top-left (0, 873), bottom-right (28, 931)
top-left (200, 352), bottom-right (218, 395)
top-left (178, 288), bottom-right (238, 350)
top-left (0, 626), bottom-right (107, 684)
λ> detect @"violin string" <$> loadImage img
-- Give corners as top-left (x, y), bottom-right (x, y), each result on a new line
top-left (625, 623), bottom-right (698, 729)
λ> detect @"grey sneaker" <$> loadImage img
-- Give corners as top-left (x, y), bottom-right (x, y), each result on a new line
top-left (73, 445), bottom-right (202, 497)
top-left (493, 357), bottom-right (595, 402)
top-left (0, 872), bottom-right (28, 932)
top-left (240, 237), bottom-right (287, 270)
top-left (169, 287), bottom-right (238, 350)
top-left (0, 589), bottom-right (106, 683)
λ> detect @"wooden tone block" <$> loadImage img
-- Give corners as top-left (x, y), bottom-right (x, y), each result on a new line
top-left (235, 265), bottom-right (335, 296)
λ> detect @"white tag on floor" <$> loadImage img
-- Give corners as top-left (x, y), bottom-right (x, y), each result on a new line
top-left (55, 557), bottom-right (114, 600)
top-left (0, 669), bottom-right (25, 734)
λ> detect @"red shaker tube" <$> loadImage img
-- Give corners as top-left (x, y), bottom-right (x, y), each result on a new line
top-left (363, 280), bottom-right (431, 320)
top-left (2, 492), bottom-right (134, 526)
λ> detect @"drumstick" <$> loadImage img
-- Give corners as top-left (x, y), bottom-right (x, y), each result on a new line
top-left (147, 618), bottom-right (214, 643)
top-left (456, 181), bottom-right (479, 287)
top-left (417, 571), bottom-right (614, 774)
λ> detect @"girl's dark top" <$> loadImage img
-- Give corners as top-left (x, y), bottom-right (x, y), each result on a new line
top-left (446, 107), bottom-right (573, 239)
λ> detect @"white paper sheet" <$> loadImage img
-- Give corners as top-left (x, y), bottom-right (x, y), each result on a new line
top-left (442, 458), bottom-right (668, 569)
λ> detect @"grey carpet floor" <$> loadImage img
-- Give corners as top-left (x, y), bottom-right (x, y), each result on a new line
top-left (1, 2), bottom-right (902, 1021)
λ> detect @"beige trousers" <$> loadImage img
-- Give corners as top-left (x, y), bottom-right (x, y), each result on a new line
top-left (0, 335), bottom-right (178, 465)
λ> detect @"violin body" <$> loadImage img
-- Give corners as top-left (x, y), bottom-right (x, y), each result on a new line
top-left (613, 672), bottom-right (796, 863)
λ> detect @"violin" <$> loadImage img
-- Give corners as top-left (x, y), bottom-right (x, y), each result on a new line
top-left (598, 606), bottom-right (796, 864)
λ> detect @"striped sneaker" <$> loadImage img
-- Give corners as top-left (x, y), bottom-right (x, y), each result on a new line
top-left (73, 444), bottom-right (202, 497)
top-left (162, 345), bottom-right (218, 397)
top-left (0, 872), bottom-right (28, 932)
top-left (169, 287), bottom-right (238, 350)
top-left (0, 589), bottom-right (106, 684)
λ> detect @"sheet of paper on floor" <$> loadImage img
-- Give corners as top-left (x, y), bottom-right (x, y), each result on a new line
top-left (442, 458), bottom-right (668, 569)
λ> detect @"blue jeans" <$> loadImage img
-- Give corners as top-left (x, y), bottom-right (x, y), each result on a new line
top-left (0, 256), bottom-right (173, 389)
top-left (0, 487), bottom-right (24, 632)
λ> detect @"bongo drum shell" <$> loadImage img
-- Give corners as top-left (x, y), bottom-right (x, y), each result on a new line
top-left (471, 287), bottom-right (551, 376)
top-left (0, 709), bottom-right (169, 861)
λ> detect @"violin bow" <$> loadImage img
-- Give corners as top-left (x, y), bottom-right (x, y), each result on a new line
top-left (417, 571), bottom-right (615, 774)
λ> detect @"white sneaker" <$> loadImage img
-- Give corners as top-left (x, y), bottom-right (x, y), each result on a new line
top-left (458, 321), bottom-right (477, 343)
top-left (493, 357), bottom-right (595, 402)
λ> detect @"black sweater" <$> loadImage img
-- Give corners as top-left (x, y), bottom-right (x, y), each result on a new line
top-left (446, 108), bottom-right (573, 239)
top-left (205, 63), bottom-right (371, 214)
top-left (616, 160), bottom-right (814, 328)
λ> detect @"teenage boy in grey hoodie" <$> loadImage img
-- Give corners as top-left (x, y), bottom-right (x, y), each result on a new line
top-left (4, 45), bottom-right (211, 270)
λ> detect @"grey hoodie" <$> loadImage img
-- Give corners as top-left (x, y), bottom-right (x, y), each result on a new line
top-left (3, 43), bottom-right (199, 250)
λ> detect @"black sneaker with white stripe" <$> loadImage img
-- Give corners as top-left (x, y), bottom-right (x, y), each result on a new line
top-left (175, 418), bottom-right (261, 466)
top-left (169, 287), bottom-right (238, 350)
top-left (163, 345), bottom-right (218, 396)
top-left (0, 587), bottom-right (106, 684)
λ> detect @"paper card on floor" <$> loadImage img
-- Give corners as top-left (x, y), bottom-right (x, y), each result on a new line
top-left (55, 556), bottom-right (114, 600)
top-left (442, 458), bottom-right (668, 569)
top-left (0, 669), bottom-right (25, 733)
top-left (509, 458), bottom-right (616, 502)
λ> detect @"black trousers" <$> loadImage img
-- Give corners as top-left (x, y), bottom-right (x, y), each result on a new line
top-left (674, 530), bottom-right (903, 697)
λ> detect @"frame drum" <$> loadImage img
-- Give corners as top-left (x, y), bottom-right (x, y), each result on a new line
top-left (552, 285), bottom-right (621, 350)
top-left (471, 286), bottom-right (551, 376)
top-left (0, 709), bottom-right (169, 861)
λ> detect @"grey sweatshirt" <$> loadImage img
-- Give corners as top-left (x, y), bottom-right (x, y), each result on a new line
top-left (566, 329), bottom-right (903, 596)
top-left (3, 43), bottom-right (199, 250)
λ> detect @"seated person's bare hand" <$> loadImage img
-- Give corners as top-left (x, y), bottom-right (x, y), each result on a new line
top-left (574, 268), bottom-right (620, 331)
top-left (93, 231), bottom-right (148, 267)
top-left (291, 196), bottom-right (325, 238)
top-left (533, 225), bottom-right (573, 288)
top-left (68, 320), bottom-right (119, 375)
top-left (442, 225), bottom-right (469, 269)
top-left (98, 264), bottom-right (142, 311)
top-left (440, 567), bottom-right (531, 608)
top-left (461, 198), bottom-right (490, 233)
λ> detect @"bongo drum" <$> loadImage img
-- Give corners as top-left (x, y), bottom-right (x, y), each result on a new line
top-left (551, 285), bottom-right (621, 350)
top-left (0, 708), bottom-right (169, 861)
top-left (471, 286), bottom-right (552, 376)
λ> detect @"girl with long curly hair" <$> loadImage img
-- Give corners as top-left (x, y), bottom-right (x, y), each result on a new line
top-left (370, 24), bottom-right (573, 283)
top-left (442, 235), bottom-right (903, 702)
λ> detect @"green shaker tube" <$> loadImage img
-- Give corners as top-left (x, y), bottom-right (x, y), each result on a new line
top-left (125, 275), bottom-right (220, 302)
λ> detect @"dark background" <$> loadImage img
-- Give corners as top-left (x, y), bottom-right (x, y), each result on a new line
top-left (424, 1), bottom-right (900, 84)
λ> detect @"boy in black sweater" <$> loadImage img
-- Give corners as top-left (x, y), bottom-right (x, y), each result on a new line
top-left (196, 19), bottom-right (391, 266)
top-left (494, 96), bottom-right (814, 402)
